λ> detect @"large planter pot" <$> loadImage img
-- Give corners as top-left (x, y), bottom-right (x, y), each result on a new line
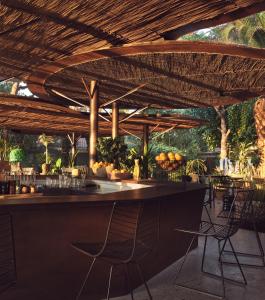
top-left (41, 163), bottom-right (50, 175)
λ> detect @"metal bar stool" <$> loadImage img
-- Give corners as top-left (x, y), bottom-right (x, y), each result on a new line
top-left (71, 200), bottom-right (160, 300)
top-left (175, 188), bottom-right (254, 299)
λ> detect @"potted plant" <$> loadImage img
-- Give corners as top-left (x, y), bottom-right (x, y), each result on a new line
top-left (9, 147), bottom-right (25, 173)
top-left (38, 134), bottom-right (54, 175)
top-left (186, 159), bottom-right (207, 182)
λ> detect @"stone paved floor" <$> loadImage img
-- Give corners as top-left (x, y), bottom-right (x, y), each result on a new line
top-left (114, 199), bottom-right (265, 300)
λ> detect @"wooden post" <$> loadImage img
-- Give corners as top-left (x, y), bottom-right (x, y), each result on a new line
top-left (142, 124), bottom-right (149, 179)
top-left (143, 124), bottom-right (149, 151)
top-left (112, 102), bottom-right (119, 139)
top-left (89, 80), bottom-right (99, 170)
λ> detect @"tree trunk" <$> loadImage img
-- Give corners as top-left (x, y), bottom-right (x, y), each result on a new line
top-left (215, 106), bottom-right (230, 159)
top-left (10, 81), bottom-right (19, 95)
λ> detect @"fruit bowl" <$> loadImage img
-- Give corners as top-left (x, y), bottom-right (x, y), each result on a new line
top-left (155, 152), bottom-right (185, 171)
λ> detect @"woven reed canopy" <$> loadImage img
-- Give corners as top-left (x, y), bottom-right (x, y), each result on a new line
top-left (0, 0), bottom-right (264, 82)
top-left (28, 41), bottom-right (265, 109)
top-left (0, 96), bottom-right (207, 135)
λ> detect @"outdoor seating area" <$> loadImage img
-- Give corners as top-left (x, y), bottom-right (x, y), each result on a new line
top-left (0, 1), bottom-right (265, 300)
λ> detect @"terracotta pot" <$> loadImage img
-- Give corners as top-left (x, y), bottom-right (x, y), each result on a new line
top-left (41, 163), bottom-right (50, 175)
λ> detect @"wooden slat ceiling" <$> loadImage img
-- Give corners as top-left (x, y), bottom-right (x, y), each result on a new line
top-left (0, 0), bottom-right (264, 82)
top-left (0, 96), bottom-right (207, 135)
top-left (28, 41), bottom-right (265, 109)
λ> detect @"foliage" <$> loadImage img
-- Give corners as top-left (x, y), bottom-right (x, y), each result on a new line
top-left (38, 134), bottom-right (54, 164)
top-left (97, 137), bottom-right (128, 168)
top-left (9, 148), bottom-right (25, 163)
top-left (52, 158), bottom-right (63, 174)
top-left (186, 159), bottom-right (207, 175)
top-left (68, 150), bottom-right (79, 168)
top-left (0, 130), bottom-right (15, 161)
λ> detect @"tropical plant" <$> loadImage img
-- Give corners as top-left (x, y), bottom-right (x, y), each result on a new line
top-left (97, 137), bottom-right (128, 168)
top-left (9, 147), bottom-right (25, 163)
top-left (68, 150), bottom-right (79, 168)
top-left (38, 134), bottom-right (54, 164)
top-left (186, 159), bottom-right (207, 175)
top-left (51, 158), bottom-right (63, 174)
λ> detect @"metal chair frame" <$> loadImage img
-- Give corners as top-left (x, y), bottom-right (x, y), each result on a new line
top-left (217, 181), bottom-right (265, 268)
top-left (175, 188), bottom-right (254, 299)
top-left (72, 200), bottom-right (160, 300)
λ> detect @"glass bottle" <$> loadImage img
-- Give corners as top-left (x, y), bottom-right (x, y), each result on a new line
top-left (133, 159), bottom-right (141, 181)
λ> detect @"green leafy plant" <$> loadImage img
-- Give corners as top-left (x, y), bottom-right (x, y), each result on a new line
top-left (9, 147), bottom-right (25, 163)
top-left (97, 137), bottom-right (128, 168)
top-left (52, 158), bottom-right (63, 174)
top-left (38, 134), bottom-right (54, 164)
top-left (186, 159), bottom-right (207, 175)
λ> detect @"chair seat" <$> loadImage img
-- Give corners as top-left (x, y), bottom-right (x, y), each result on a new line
top-left (200, 221), bottom-right (237, 239)
top-left (72, 239), bottom-right (150, 263)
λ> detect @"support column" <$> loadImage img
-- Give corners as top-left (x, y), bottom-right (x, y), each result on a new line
top-left (143, 124), bottom-right (149, 151)
top-left (112, 102), bottom-right (119, 139)
top-left (142, 124), bottom-right (149, 179)
top-left (89, 80), bottom-right (99, 170)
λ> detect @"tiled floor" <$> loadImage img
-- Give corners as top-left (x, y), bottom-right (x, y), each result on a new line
top-left (114, 199), bottom-right (265, 300)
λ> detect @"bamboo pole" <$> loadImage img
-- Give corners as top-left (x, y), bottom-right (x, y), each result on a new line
top-left (89, 80), bottom-right (99, 170)
top-left (112, 102), bottom-right (119, 139)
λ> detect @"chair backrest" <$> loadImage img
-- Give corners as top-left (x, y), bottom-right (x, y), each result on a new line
top-left (0, 212), bottom-right (16, 293)
top-left (101, 200), bottom-right (160, 262)
top-left (134, 200), bottom-right (160, 260)
top-left (225, 188), bottom-right (254, 237)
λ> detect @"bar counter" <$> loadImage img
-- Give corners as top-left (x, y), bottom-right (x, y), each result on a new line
top-left (0, 181), bottom-right (206, 300)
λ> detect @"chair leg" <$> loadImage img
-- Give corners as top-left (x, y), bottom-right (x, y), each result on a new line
top-left (201, 236), bottom-right (208, 272)
top-left (135, 262), bottom-right (152, 300)
top-left (107, 265), bottom-right (113, 300)
top-left (176, 235), bottom-right (196, 280)
top-left (228, 238), bottom-right (247, 285)
top-left (124, 264), bottom-right (134, 300)
top-left (76, 257), bottom-right (96, 300)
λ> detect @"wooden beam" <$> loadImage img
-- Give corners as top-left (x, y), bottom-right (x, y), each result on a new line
top-left (119, 106), bottom-right (148, 123)
top-left (152, 125), bottom-right (176, 140)
top-left (101, 83), bottom-right (147, 107)
top-left (89, 80), bottom-right (99, 169)
top-left (112, 102), bottom-right (119, 139)
top-left (120, 127), bottom-right (141, 140)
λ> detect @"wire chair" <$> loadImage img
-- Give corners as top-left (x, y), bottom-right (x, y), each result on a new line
top-left (175, 188), bottom-right (254, 299)
top-left (71, 200), bottom-right (160, 300)
top-left (218, 181), bottom-right (265, 268)
top-left (0, 212), bottom-right (17, 295)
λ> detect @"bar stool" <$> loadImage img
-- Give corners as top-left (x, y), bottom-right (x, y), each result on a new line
top-left (71, 200), bottom-right (160, 300)
top-left (175, 188), bottom-right (254, 299)
top-left (0, 212), bottom-right (17, 294)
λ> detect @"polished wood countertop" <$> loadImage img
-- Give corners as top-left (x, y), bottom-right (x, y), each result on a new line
top-left (0, 181), bottom-right (206, 208)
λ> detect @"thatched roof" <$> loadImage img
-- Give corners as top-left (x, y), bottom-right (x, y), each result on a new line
top-left (0, 96), bottom-right (207, 135)
top-left (0, 0), bottom-right (264, 82)
top-left (28, 41), bottom-right (265, 109)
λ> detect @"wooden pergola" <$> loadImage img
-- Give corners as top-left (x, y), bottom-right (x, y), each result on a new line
top-left (0, 95), bottom-right (207, 136)
top-left (0, 1), bottom-right (264, 168)
top-left (0, 0), bottom-right (264, 83)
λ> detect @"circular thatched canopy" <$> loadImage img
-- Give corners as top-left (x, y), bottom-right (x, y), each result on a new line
top-left (0, 1), bottom-right (264, 82)
top-left (0, 96), bottom-right (207, 136)
top-left (28, 41), bottom-right (265, 109)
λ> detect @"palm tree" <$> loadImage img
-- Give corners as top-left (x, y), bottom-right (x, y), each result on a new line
top-left (215, 13), bottom-right (265, 47)
top-left (38, 134), bottom-right (54, 164)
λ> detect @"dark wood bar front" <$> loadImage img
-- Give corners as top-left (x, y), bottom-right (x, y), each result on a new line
top-left (0, 182), bottom-right (205, 300)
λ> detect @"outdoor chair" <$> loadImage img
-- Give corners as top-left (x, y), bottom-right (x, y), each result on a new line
top-left (174, 188), bottom-right (254, 299)
top-left (217, 181), bottom-right (265, 268)
top-left (0, 212), bottom-right (16, 295)
top-left (71, 200), bottom-right (160, 300)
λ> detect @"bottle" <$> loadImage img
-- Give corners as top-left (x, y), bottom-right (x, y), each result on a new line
top-left (133, 159), bottom-right (141, 181)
